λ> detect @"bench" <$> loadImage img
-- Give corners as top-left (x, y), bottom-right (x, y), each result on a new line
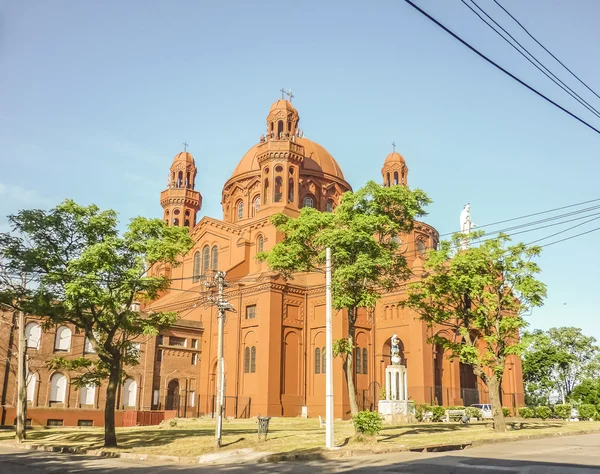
top-left (318, 415), bottom-right (326, 428)
top-left (444, 409), bottom-right (467, 423)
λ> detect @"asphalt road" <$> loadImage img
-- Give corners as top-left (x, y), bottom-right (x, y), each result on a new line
top-left (1, 433), bottom-right (600, 473)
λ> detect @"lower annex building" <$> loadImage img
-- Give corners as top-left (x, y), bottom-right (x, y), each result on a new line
top-left (0, 97), bottom-right (524, 426)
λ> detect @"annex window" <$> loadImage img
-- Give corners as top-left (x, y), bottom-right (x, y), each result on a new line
top-left (47, 419), bottom-right (64, 427)
top-left (326, 200), bottom-right (333, 213)
top-left (244, 347), bottom-right (250, 373)
top-left (191, 353), bottom-right (198, 365)
top-left (356, 347), bottom-right (362, 374)
top-left (362, 348), bottom-right (368, 375)
top-left (211, 245), bottom-right (219, 270)
top-left (49, 373), bottom-right (67, 402)
top-left (303, 196), bottom-right (314, 208)
top-left (315, 347), bottom-right (321, 374)
top-left (26, 372), bottom-right (37, 402)
top-left (246, 305), bottom-right (256, 319)
top-left (25, 322), bottom-right (41, 349)
top-left (237, 200), bottom-right (244, 220)
top-left (78, 420), bottom-right (93, 427)
top-left (322, 346), bottom-right (326, 373)
top-left (169, 336), bottom-right (187, 347)
top-left (250, 346), bottom-right (256, 373)
top-left (257, 235), bottom-right (264, 253)
top-left (79, 384), bottom-right (95, 405)
top-left (202, 246), bottom-right (210, 273)
top-left (123, 378), bottom-right (137, 407)
top-left (191, 339), bottom-right (199, 349)
top-left (84, 336), bottom-right (95, 354)
top-left (54, 326), bottom-right (72, 352)
top-left (189, 391), bottom-right (196, 407)
top-left (193, 251), bottom-right (201, 282)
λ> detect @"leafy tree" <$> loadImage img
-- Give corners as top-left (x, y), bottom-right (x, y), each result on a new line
top-left (403, 232), bottom-right (546, 432)
top-left (259, 181), bottom-right (430, 415)
top-left (0, 200), bottom-right (193, 447)
top-left (522, 327), bottom-right (600, 402)
top-left (570, 379), bottom-right (600, 407)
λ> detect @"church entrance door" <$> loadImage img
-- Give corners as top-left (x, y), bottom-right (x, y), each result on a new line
top-left (166, 379), bottom-right (180, 415)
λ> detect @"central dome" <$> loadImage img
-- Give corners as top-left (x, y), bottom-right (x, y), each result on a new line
top-left (231, 136), bottom-right (345, 180)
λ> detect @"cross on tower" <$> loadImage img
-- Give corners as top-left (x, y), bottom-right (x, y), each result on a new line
top-left (183, 142), bottom-right (188, 152)
top-left (280, 88), bottom-right (286, 99)
top-left (287, 89), bottom-right (294, 103)
top-left (392, 142), bottom-right (396, 152)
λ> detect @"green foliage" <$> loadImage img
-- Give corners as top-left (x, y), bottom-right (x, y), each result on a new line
top-left (535, 406), bottom-right (552, 420)
top-left (431, 405), bottom-right (446, 422)
top-left (522, 328), bottom-right (600, 403)
top-left (403, 232), bottom-right (546, 431)
top-left (379, 387), bottom-right (386, 400)
top-left (577, 404), bottom-right (597, 420)
top-left (332, 338), bottom-right (353, 357)
top-left (570, 379), bottom-right (600, 406)
top-left (447, 405), bottom-right (466, 411)
top-left (352, 411), bottom-right (383, 436)
top-left (0, 200), bottom-right (193, 446)
top-left (518, 407), bottom-right (535, 419)
top-left (554, 403), bottom-right (572, 420)
top-left (502, 407), bottom-right (511, 417)
top-left (415, 404), bottom-right (430, 422)
top-left (259, 181), bottom-right (430, 414)
top-left (465, 407), bottom-right (482, 419)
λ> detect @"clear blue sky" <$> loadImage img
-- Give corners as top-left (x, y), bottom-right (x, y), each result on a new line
top-left (1, 1), bottom-right (599, 339)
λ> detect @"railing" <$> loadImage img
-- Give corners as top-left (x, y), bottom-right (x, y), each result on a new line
top-left (211, 396), bottom-right (252, 419)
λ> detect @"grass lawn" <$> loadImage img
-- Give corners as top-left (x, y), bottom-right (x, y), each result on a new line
top-left (1, 418), bottom-right (599, 458)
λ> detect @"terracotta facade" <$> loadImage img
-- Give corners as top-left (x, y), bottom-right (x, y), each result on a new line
top-left (0, 98), bottom-right (524, 426)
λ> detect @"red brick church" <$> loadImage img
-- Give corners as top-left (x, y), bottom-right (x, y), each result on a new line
top-left (0, 97), bottom-right (525, 427)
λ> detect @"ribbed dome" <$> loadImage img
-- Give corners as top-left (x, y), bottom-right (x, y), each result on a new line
top-left (173, 151), bottom-right (195, 165)
top-left (230, 137), bottom-right (345, 180)
top-left (269, 99), bottom-right (297, 113)
top-left (384, 151), bottom-right (406, 165)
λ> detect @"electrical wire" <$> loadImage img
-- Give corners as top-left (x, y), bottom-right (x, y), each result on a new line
top-left (462, 0), bottom-right (600, 119)
top-left (493, 0), bottom-right (600, 102)
top-left (401, 0), bottom-right (600, 136)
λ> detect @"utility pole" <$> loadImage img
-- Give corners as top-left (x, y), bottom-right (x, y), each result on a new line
top-left (325, 248), bottom-right (334, 449)
top-left (205, 271), bottom-right (235, 448)
top-left (16, 311), bottom-right (26, 443)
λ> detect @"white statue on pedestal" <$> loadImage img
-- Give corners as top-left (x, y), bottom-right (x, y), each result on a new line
top-left (391, 333), bottom-right (401, 365)
top-left (459, 203), bottom-right (475, 250)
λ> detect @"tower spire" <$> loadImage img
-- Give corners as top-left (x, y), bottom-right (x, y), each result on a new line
top-left (160, 150), bottom-right (202, 228)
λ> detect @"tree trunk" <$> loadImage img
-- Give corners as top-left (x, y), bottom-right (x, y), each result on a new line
top-left (104, 362), bottom-right (120, 447)
top-left (346, 308), bottom-right (359, 416)
top-left (487, 376), bottom-right (507, 432)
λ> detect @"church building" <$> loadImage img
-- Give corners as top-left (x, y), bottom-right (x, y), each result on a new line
top-left (0, 97), bottom-right (524, 427)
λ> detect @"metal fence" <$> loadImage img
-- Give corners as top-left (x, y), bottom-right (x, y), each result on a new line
top-left (211, 396), bottom-right (252, 419)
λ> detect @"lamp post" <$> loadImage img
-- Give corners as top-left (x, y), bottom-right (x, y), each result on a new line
top-left (325, 248), bottom-right (334, 449)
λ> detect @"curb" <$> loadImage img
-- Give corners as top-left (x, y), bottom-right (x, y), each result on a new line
top-left (6, 427), bottom-right (600, 465)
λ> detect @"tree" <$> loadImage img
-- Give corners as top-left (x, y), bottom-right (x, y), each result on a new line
top-left (522, 327), bottom-right (600, 403)
top-left (403, 232), bottom-right (546, 432)
top-left (259, 181), bottom-right (430, 415)
top-left (0, 200), bottom-right (193, 447)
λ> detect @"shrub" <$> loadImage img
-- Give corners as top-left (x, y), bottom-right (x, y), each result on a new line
top-left (502, 407), bottom-right (511, 417)
top-left (554, 404), bottom-right (572, 420)
top-left (578, 404), bottom-right (597, 420)
top-left (353, 411), bottom-right (383, 436)
top-left (535, 406), bottom-right (552, 420)
top-left (518, 407), bottom-right (534, 419)
top-left (415, 403), bottom-right (429, 422)
top-left (431, 405), bottom-right (446, 422)
top-left (447, 406), bottom-right (466, 411)
top-left (465, 407), bottom-right (482, 419)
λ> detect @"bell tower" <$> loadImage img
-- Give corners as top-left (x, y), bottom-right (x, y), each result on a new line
top-left (382, 143), bottom-right (409, 187)
top-left (160, 146), bottom-right (202, 228)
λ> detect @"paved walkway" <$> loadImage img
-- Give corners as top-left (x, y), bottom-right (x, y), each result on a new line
top-left (2, 433), bottom-right (600, 473)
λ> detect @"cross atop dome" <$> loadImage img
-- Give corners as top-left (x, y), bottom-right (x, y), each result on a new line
top-left (279, 88), bottom-right (295, 103)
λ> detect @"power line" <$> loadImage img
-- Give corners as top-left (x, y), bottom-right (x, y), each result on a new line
top-left (401, 0), bottom-right (600, 136)
top-left (461, 0), bottom-right (600, 119)
top-left (537, 225), bottom-right (600, 249)
top-left (493, 0), bottom-right (600, 102)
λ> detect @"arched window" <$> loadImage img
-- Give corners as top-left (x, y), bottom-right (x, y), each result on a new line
top-left (123, 378), bottom-right (137, 407)
top-left (84, 337), bottom-right (95, 354)
top-left (237, 200), bottom-right (244, 220)
top-left (288, 168), bottom-right (294, 202)
top-left (244, 347), bottom-right (250, 373)
top-left (386, 172), bottom-right (390, 187)
top-left (277, 120), bottom-right (284, 138)
top-left (394, 171), bottom-right (399, 185)
top-left (326, 200), bottom-right (333, 213)
top-left (211, 245), bottom-right (219, 270)
top-left (193, 252), bottom-right (201, 283)
top-left (303, 196), bottom-right (314, 208)
top-left (257, 235), bottom-right (264, 253)
top-left (356, 347), bottom-right (362, 374)
top-left (49, 373), bottom-right (67, 402)
top-left (314, 347), bottom-right (321, 374)
top-left (274, 176), bottom-right (283, 202)
top-left (177, 171), bottom-right (183, 187)
top-left (322, 346), bottom-right (326, 374)
top-left (362, 348), bottom-right (368, 375)
top-left (26, 372), bottom-right (37, 402)
top-left (252, 196), bottom-right (260, 216)
top-left (250, 346), bottom-right (256, 373)
top-left (54, 326), bottom-right (72, 352)
top-left (202, 246), bottom-right (210, 273)
top-left (79, 384), bottom-right (95, 405)
top-left (173, 218), bottom-right (179, 226)
top-left (25, 322), bottom-right (41, 349)
top-left (416, 240), bottom-right (426, 255)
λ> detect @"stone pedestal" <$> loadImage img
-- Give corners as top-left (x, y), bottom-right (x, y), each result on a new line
top-left (378, 364), bottom-right (415, 423)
